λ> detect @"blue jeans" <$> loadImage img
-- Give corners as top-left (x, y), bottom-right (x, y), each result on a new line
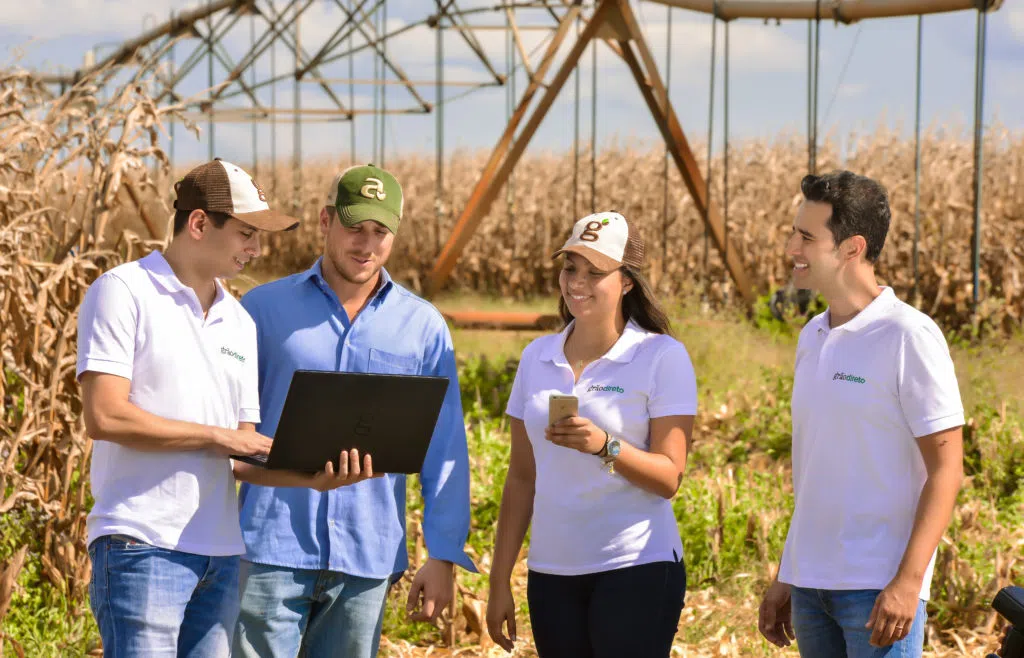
top-left (88, 534), bottom-right (240, 658)
top-left (791, 587), bottom-right (927, 658)
top-left (232, 559), bottom-right (391, 658)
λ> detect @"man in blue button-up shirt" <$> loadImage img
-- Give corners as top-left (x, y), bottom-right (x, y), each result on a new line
top-left (232, 164), bottom-right (477, 658)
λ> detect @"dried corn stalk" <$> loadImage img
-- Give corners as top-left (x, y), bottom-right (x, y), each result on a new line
top-left (0, 66), bottom-right (186, 622)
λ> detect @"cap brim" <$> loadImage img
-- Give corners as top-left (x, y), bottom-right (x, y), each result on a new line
top-left (232, 209), bottom-right (299, 232)
top-left (551, 245), bottom-right (620, 272)
top-left (338, 203), bottom-right (400, 234)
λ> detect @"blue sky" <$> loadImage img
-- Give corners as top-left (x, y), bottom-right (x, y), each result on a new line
top-left (2, 0), bottom-right (1022, 168)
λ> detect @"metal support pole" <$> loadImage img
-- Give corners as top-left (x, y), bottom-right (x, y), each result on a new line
top-left (971, 3), bottom-right (988, 313)
top-left (590, 40), bottom-right (597, 214)
top-left (912, 15), bottom-right (923, 303)
top-left (723, 18), bottom-right (730, 293)
top-left (294, 5), bottom-right (302, 213)
top-left (573, 17), bottom-right (581, 221)
top-left (436, 0), bottom-right (444, 257)
top-left (271, 29), bottom-right (278, 195)
top-left (373, 5), bottom-right (380, 164)
top-left (381, 0), bottom-right (387, 167)
top-left (506, 7), bottom-right (514, 222)
top-left (349, 0), bottom-right (356, 163)
top-left (662, 6), bottom-right (673, 268)
top-left (251, 9), bottom-right (258, 177)
top-left (168, 9), bottom-right (176, 178)
top-left (704, 5), bottom-right (718, 281)
top-left (207, 0), bottom-right (215, 160)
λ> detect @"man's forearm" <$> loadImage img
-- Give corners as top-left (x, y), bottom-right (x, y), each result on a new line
top-left (86, 398), bottom-right (223, 452)
top-left (894, 466), bottom-right (963, 585)
top-left (232, 462), bottom-right (317, 487)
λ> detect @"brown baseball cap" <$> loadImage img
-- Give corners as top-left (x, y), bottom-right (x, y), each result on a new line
top-left (173, 158), bottom-right (298, 231)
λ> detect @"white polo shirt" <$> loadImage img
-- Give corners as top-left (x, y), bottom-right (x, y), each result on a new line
top-left (506, 319), bottom-right (698, 576)
top-left (778, 287), bottom-right (964, 600)
top-left (76, 251), bottom-right (260, 556)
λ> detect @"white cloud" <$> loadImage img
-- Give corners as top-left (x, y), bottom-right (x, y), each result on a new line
top-left (2, 0), bottom-right (191, 39)
top-left (1009, 7), bottom-right (1024, 42)
top-left (837, 82), bottom-right (867, 98)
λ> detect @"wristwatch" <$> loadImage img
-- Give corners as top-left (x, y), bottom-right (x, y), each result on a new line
top-left (599, 434), bottom-right (621, 473)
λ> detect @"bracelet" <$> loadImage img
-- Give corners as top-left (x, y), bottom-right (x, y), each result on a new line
top-left (594, 430), bottom-right (609, 457)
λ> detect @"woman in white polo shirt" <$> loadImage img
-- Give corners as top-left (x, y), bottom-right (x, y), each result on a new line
top-left (485, 212), bottom-right (697, 657)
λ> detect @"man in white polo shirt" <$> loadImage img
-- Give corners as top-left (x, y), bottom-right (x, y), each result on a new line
top-left (757, 170), bottom-right (965, 658)
top-left (77, 159), bottom-right (374, 658)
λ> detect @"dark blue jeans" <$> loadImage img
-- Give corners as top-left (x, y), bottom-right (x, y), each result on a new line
top-left (88, 534), bottom-right (240, 658)
top-left (527, 558), bottom-right (687, 658)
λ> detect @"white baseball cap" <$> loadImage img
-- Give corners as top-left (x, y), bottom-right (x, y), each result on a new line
top-left (552, 211), bottom-right (645, 271)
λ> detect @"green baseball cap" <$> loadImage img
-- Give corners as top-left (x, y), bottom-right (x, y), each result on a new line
top-left (326, 164), bottom-right (404, 234)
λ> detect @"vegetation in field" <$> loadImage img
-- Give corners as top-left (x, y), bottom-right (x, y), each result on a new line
top-left (2, 66), bottom-right (1022, 657)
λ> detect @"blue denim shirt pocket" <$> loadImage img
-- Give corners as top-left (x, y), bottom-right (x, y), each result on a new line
top-left (367, 348), bottom-right (421, 375)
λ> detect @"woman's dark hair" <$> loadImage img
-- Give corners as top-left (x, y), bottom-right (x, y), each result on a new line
top-left (559, 265), bottom-right (672, 336)
top-left (172, 209), bottom-right (232, 236)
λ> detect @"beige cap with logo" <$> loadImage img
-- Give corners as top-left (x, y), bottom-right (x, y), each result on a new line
top-left (174, 158), bottom-right (298, 231)
top-left (552, 211), bottom-right (645, 271)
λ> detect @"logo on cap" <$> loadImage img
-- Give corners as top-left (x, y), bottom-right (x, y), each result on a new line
top-left (580, 217), bottom-right (611, 242)
top-left (251, 178), bottom-right (267, 202)
top-left (360, 177), bottom-right (387, 201)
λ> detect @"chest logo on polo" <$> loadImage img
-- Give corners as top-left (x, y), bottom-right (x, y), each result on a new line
top-left (221, 347), bottom-right (246, 364)
top-left (833, 371), bottom-right (866, 384)
top-left (587, 384), bottom-right (624, 393)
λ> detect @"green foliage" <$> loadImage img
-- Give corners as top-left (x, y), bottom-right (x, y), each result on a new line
top-left (751, 288), bottom-right (826, 338)
top-left (8, 315), bottom-right (1024, 654)
top-left (961, 402), bottom-right (1024, 503)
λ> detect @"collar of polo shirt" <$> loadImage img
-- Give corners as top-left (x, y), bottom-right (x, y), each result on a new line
top-left (540, 319), bottom-right (647, 366)
top-left (817, 287), bottom-right (898, 334)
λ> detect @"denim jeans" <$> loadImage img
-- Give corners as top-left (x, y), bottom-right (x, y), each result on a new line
top-left (231, 559), bottom-right (391, 658)
top-left (526, 558), bottom-right (687, 658)
top-left (87, 534), bottom-right (240, 658)
top-left (790, 586), bottom-right (928, 658)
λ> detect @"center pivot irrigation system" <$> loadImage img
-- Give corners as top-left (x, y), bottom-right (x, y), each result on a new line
top-left (39, 0), bottom-right (1004, 329)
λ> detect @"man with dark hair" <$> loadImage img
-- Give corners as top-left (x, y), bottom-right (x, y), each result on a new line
top-left (757, 170), bottom-right (965, 657)
top-left (232, 164), bottom-right (476, 658)
top-left (78, 159), bottom-right (366, 658)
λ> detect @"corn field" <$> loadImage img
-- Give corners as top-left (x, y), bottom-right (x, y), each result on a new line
top-left (1, 65), bottom-right (1021, 657)
top-left (226, 126), bottom-right (1024, 335)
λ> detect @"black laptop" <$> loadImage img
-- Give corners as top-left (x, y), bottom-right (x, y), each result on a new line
top-left (232, 370), bottom-right (450, 475)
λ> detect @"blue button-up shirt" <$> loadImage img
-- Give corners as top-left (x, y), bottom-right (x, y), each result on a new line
top-left (237, 259), bottom-right (476, 579)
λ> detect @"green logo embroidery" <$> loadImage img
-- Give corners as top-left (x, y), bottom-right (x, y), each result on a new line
top-left (833, 371), bottom-right (865, 384)
top-left (587, 384), bottom-right (624, 393)
top-left (221, 347), bottom-right (246, 363)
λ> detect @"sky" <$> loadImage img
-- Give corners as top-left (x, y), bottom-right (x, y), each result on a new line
top-left (2, 0), bottom-right (1022, 169)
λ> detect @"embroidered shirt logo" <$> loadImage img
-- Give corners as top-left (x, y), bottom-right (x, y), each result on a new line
top-left (360, 177), bottom-right (387, 200)
top-left (833, 371), bottom-right (866, 384)
top-left (221, 347), bottom-right (246, 363)
top-left (587, 384), bottom-right (624, 394)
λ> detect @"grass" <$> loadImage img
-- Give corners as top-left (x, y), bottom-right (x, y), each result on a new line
top-left (3, 293), bottom-right (1021, 658)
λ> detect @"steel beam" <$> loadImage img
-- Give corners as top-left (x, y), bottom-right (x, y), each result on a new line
top-left (425, 1), bottom-right (592, 296)
top-left (612, 0), bottom-right (755, 303)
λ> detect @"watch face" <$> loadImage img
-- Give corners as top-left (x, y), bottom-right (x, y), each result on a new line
top-left (608, 439), bottom-right (621, 457)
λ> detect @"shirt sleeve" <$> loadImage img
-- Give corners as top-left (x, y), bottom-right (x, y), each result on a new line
top-left (897, 321), bottom-right (965, 438)
top-left (418, 315), bottom-right (478, 573)
top-left (647, 338), bottom-right (698, 418)
top-left (76, 273), bottom-right (137, 381)
top-left (504, 342), bottom-right (533, 420)
top-left (238, 318), bottom-right (261, 425)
